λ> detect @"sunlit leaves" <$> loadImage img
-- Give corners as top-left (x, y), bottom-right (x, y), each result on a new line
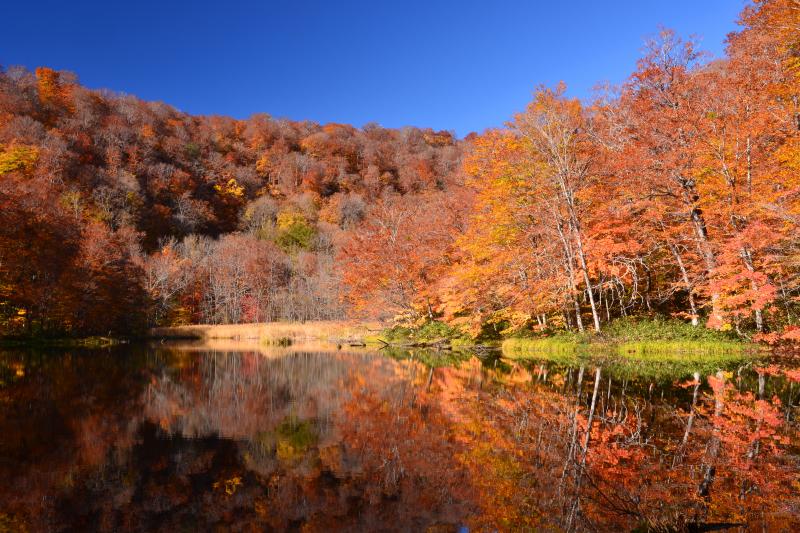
top-left (0, 145), bottom-right (38, 176)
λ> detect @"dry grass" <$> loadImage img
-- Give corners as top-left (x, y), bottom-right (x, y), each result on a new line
top-left (154, 339), bottom-right (373, 358)
top-left (149, 320), bottom-right (382, 344)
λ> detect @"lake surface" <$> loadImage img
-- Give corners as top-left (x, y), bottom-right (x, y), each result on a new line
top-left (1, 342), bottom-right (798, 531)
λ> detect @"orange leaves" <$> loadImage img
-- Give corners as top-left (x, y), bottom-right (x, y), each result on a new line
top-left (339, 191), bottom-right (466, 318)
top-left (140, 124), bottom-right (156, 139)
top-left (35, 67), bottom-right (74, 115)
top-left (35, 67), bottom-right (64, 106)
top-left (781, 326), bottom-right (800, 342)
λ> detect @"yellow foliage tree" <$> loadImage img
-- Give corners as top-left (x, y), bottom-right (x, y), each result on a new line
top-left (0, 145), bottom-right (39, 176)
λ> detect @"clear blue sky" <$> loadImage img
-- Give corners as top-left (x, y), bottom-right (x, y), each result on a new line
top-left (1, 0), bottom-right (745, 136)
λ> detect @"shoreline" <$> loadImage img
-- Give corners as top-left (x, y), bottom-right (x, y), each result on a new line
top-left (4, 319), bottom-right (794, 362)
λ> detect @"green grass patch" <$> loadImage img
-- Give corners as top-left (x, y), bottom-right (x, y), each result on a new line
top-left (380, 320), bottom-right (472, 344)
top-left (501, 319), bottom-right (761, 381)
top-left (614, 340), bottom-right (745, 357)
top-left (502, 337), bottom-right (751, 360)
top-left (502, 336), bottom-right (582, 358)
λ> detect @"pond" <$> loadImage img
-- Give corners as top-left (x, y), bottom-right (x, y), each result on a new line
top-left (0, 342), bottom-right (798, 531)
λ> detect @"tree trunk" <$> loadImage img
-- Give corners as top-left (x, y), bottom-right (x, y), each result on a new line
top-left (568, 367), bottom-right (602, 529)
top-left (570, 215), bottom-right (601, 332)
top-left (689, 206), bottom-right (722, 327)
top-left (555, 217), bottom-right (584, 332)
top-left (670, 243), bottom-right (699, 326)
top-left (740, 247), bottom-right (764, 332)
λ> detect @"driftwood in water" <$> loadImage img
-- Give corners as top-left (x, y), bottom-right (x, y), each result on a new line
top-left (376, 338), bottom-right (498, 354)
top-left (332, 337), bottom-right (368, 347)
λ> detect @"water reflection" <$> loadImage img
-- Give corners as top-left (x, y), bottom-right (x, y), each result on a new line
top-left (0, 344), bottom-right (798, 531)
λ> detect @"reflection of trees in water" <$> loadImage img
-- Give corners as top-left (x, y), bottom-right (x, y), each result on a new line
top-left (0, 348), bottom-right (479, 531)
top-left (2, 347), bottom-right (798, 531)
top-left (134, 348), bottom-right (475, 530)
top-left (0, 348), bottom-right (149, 532)
top-left (454, 358), bottom-right (800, 531)
top-left (144, 349), bottom-right (403, 441)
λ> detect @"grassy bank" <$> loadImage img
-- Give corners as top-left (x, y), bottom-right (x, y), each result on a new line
top-left (502, 338), bottom-right (747, 358)
top-left (501, 318), bottom-right (754, 361)
top-left (496, 319), bottom-right (762, 382)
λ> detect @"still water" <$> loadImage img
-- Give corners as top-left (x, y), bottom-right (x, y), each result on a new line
top-left (0, 342), bottom-right (798, 532)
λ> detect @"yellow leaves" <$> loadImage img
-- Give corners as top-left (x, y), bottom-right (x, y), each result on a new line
top-left (0, 144), bottom-right (39, 176)
top-left (276, 210), bottom-right (305, 231)
top-left (214, 178), bottom-right (245, 198)
top-left (0, 512), bottom-right (29, 533)
top-left (212, 475), bottom-right (242, 495)
top-left (255, 154), bottom-right (270, 176)
top-left (463, 130), bottom-right (525, 184)
top-left (59, 191), bottom-right (82, 217)
top-left (9, 362), bottom-right (25, 378)
top-left (485, 309), bottom-right (531, 334)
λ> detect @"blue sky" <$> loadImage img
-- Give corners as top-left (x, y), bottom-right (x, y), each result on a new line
top-left (1, 0), bottom-right (745, 136)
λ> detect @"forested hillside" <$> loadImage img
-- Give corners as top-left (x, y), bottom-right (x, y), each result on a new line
top-left (0, 66), bottom-right (464, 335)
top-left (2, 0), bottom-right (800, 342)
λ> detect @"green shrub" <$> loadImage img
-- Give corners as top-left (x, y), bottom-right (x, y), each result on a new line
top-left (276, 211), bottom-right (316, 251)
top-left (381, 320), bottom-right (470, 343)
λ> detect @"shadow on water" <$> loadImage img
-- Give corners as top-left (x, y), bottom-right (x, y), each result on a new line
top-left (0, 342), bottom-right (798, 531)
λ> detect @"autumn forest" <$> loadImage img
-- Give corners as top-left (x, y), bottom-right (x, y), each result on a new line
top-left (0, 1), bottom-right (799, 344)
top-left (4, 1), bottom-right (800, 532)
